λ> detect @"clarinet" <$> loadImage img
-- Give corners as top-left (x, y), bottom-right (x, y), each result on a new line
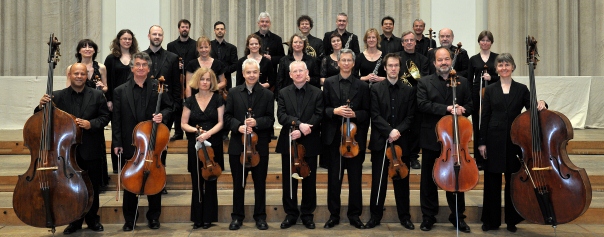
top-left (345, 33), bottom-right (354, 49)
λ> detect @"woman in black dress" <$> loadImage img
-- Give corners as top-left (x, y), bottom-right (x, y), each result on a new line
top-left (66, 39), bottom-right (108, 93)
top-left (477, 53), bottom-right (546, 233)
top-left (320, 32), bottom-right (342, 86)
top-left (235, 34), bottom-right (275, 89)
top-left (277, 33), bottom-right (320, 90)
top-left (353, 28), bottom-right (386, 85)
top-left (185, 36), bottom-right (227, 97)
top-left (468, 30), bottom-right (499, 169)
top-left (181, 67), bottom-right (225, 229)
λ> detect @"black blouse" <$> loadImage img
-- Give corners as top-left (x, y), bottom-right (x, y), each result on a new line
top-left (353, 51), bottom-right (387, 82)
top-left (104, 55), bottom-right (132, 102)
top-left (320, 55), bottom-right (340, 79)
top-left (183, 93), bottom-right (224, 170)
top-left (235, 56), bottom-right (275, 87)
top-left (468, 52), bottom-right (499, 86)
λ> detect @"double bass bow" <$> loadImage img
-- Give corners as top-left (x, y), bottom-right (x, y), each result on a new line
top-left (478, 64), bottom-right (488, 127)
top-left (14, 34), bottom-right (93, 234)
top-left (196, 126), bottom-right (222, 181)
top-left (510, 36), bottom-right (591, 228)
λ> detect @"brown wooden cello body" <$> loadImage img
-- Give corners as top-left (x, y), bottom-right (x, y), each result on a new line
top-left (509, 36), bottom-right (591, 226)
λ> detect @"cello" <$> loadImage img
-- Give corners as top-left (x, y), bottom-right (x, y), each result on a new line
top-left (120, 76), bottom-right (169, 196)
top-left (196, 126), bottom-right (222, 181)
top-left (510, 36), bottom-right (591, 227)
top-left (14, 34), bottom-right (93, 234)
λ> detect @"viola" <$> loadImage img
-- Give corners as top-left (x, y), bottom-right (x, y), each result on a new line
top-left (510, 36), bottom-right (591, 226)
top-left (386, 142), bottom-right (409, 180)
top-left (290, 121), bottom-right (310, 180)
top-left (196, 126), bottom-right (222, 181)
top-left (241, 108), bottom-right (260, 168)
top-left (339, 99), bottom-right (359, 158)
top-left (120, 76), bottom-right (169, 196)
top-left (433, 69), bottom-right (479, 193)
top-left (14, 35), bottom-right (92, 234)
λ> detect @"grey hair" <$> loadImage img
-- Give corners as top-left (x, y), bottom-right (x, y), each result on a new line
top-left (337, 12), bottom-right (348, 18)
top-left (258, 12), bottom-right (271, 22)
top-left (495, 53), bottom-right (516, 71)
top-left (242, 58), bottom-right (260, 72)
top-left (438, 28), bottom-right (455, 38)
top-left (129, 52), bottom-right (152, 68)
top-left (289, 60), bottom-right (308, 71)
top-left (401, 30), bottom-right (414, 38)
top-left (338, 48), bottom-right (355, 62)
top-left (413, 18), bottom-right (425, 27)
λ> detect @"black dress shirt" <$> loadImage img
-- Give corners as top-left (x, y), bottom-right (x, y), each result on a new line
top-left (339, 75), bottom-right (352, 105)
top-left (415, 35), bottom-right (437, 57)
top-left (132, 80), bottom-right (148, 121)
top-left (210, 39), bottom-right (238, 88)
top-left (323, 30), bottom-right (360, 56)
top-left (167, 37), bottom-right (198, 68)
top-left (380, 34), bottom-right (403, 55)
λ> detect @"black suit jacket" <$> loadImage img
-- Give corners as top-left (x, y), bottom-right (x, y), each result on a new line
top-left (306, 34), bottom-right (325, 60)
top-left (254, 31), bottom-right (285, 76)
top-left (111, 77), bottom-right (173, 158)
top-left (428, 46), bottom-right (470, 78)
top-left (144, 47), bottom-right (181, 108)
top-left (275, 84), bottom-right (324, 156)
top-left (225, 83), bottom-right (274, 156)
top-left (397, 51), bottom-right (430, 87)
top-left (34, 87), bottom-right (110, 160)
top-left (368, 80), bottom-right (416, 155)
top-left (416, 73), bottom-right (473, 151)
top-left (321, 74), bottom-right (370, 148)
top-left (277, 54), bottom-right (320, 90)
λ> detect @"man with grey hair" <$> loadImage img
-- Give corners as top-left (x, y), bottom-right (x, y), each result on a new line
top-left (254, 12), bottom-right (285, 87)
top-left (413, 19), bottom-right (436, 57)
top-left (323, 13), bottom-right (360, 56)
top-left (225, 58), bottom-right (275, 231)
top-left (321, 48), bottom-right (370, 229)
top-left (427, 28), bottom-right (470, 78)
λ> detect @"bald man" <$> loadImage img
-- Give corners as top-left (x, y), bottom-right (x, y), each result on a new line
top-left (427, 28), bottom-right (470, 78)
top-left (37, 63), bottom-right (111, 234)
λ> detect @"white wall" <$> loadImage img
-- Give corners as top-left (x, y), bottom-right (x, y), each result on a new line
top-left (430, 0), bottom-right (482, 57)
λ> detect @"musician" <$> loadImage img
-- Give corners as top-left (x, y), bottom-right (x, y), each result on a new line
top-left (477, 53), bottom-right (546, 233)
top-left (254, 12), bottom-right (285, 84)
top-left (185, 36), bottom-right (227, 97)
top-left (417, 47), bottom-right (472, 232)
top-left (320, 33), bottom-right (342, 86)
top-left (144, 25), bottom-right (180, 184)
top-left (413, 19), bottom-right (436, 57)
top-left (353, 28), bottom-right (386, 85)
top-left (275, 61), bottom-right (323, 229)
top-left (167, 19), bottom-right (197, 141)
top-left (37, 63), bottom-right (110, 234)
top-left (278, 33), bottom-right (320, 90)
top-left (366, 54), bottom-right (415, 230)
top-left (427, 28), bottom-right (469, 78)
top-left (322, 49), bottom-right (370, 229)
top-left (210, 21), bottom-right (238, 90)
top-left (112, 52), bottom-right (173, 231)
top-left (66, 39), bottom-right (108, 93)
top-left (297, 15), bottom-right (324, 61)
top-left (380, 16), bottom-right (403, 55)
top-left (235, 34), bottom-right (275, 88)
top-left (322, 13), bottom-right (360, 56)
top-left (181, 67), bottom-right (224, 229)
top-left (225, 59), bottom-right (275, 230)
top-left (468, 30), bottom-right (499, 170)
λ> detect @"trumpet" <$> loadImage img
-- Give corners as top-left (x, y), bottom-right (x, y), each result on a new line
top-left (400, 60), bottom-right (421, 86)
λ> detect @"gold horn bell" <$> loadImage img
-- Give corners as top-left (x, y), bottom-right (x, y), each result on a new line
top-left (407, 60), bottom-right (421, 80)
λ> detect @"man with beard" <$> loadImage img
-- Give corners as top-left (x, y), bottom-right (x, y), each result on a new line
top-left (416, 47), bottom-right (472, 233)
top-left (413, 19), bottom-right (436, 57)
top-left (380, 16), bottom-right (403, 55)
top-left (144, 25), bottom-right (180, 194)
top-left (210, 21), bottom-right (238, 90)
top-left (297, 15), bottom-right (324, 62)
top-left (322, 13), bottom-right (360, 56)
top-left (167, 19), bottom-right (196, 141)
top-left (427, 28), bottom-right (470, 78)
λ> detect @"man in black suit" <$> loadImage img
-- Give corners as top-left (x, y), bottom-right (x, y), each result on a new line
top-left (365, 54), bottom-right (416, 230)
top-left (254, 12), bottom-right (285, 85)
top-left (225, 59), bottom-right (275, 231)
top-left (322, 49), bottom-right (370, 229)
top-left (275, 61), bottom-right (323, 230)
top-left (112, 52), bottom-right (173, 231)
top-left (427, 28), bottom-right (470, 78)
top-left (416, 47), bottom-right (473, 233)
top-left (144, 25), bottom-right (180, 192)
top-left (210, 21), bottom-right (238, 89)
top-left (38, 63), bottom-right (110, 234)
top-left (323, 13), bottom-right (360, 56)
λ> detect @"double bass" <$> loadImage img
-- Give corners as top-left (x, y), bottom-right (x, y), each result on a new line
top-left (14, 34), bottom-right (93, 234)
top-left (120, 77), bottom-right (169, 196)
top-left (510, 36), bottom-right (591, 227)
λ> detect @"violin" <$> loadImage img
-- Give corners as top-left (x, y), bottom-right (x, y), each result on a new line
top-left (14, 34), bottom-right (92, 234)
top-left (93, 75), bottom-right (103, 90)
top-left (179, 57), bottom-right (185, 100)
top-left (339, 99), bottom-right (359, 158)
top-left (386, 142), bottom-right (409, 180)
top-left (120, 76), bottom-right (169, 196)
top-left (510, 36), bottom-right (591, 226)
top-left (433, 69), bottom-right (479, 193)
top-left (241, 108), bottom-right (260, 168)
top-left (290, 121), bottom-right (310, 180)
top-left (196, 126), bottom-right (222, 181)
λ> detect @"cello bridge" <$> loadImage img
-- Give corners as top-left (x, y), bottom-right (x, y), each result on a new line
top-left (532, 167), bottom-right (552, 171)
top-left (145, 160), bottom-right (153, 163)
top-left (36, 166), bottom-right (58, 171)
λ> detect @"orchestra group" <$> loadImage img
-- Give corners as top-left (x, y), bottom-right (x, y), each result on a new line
top-left (35, 12), bottom-right (554, 234)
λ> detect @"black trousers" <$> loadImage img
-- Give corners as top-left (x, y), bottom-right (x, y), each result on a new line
top-left (408, 112), bottom-right (422, 162)
top-left (121, 156), bottom-right (162, 222)
top-left (280, 154), bottom-right (317, 222)
top-left (326, 141), bottom-right (365, 221)
top-left (229, 154), bottom-right (269, 221)
top-left (170, 105), bottom-right (184, 137)
top-left (188, 138), bottom-right (223, 224)
top-left (471, 84), bottom-right (485, 167)
top-left (369, 149), bottom-right (411, 222)
top-left (420, 148), bottom-right (466, 223)
top-left (70, 157), bottom-right (102, 227)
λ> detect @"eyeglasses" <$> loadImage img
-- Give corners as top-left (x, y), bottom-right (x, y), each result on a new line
top-left (403, 39), bottom-right (415, 43)
top-left (134, 63), bottom-right (149, 68)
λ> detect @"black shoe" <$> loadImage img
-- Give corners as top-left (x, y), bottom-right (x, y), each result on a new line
top-left (202, 222), bottom-right (213, 229)
top-left (350, 219), bottom-right (365, 229)
top-left (453, 220), bottom-right (471, 233)
top-left (148, 219), bottom-right (160, 229)
top-left (271, 135), bottom-right (278, 140)
top-left (401, 219), bottom-right (415, 230)
top-left (420, 219), bottom-right (434, 231)
top-left (222, 134), bottom-right (229, 141)
top-left (63, 224), bottom-right (82, 234)
top-left (161, 188), bottom-right (168, 194)
top-left (481, 223), bottom-right (499, 231)
top-left (193, 222), bottom-right (203, 229)
top-left (411, 159), bottom-right (421, 169)
top-left (280, 218), bottom-right (295, 229)
top-left (256, 219), bottom-right (269, 230)
top-left (112, 170), bottom-right (118, 174)
top-left (88, 222), bottom-right (104, 231)
top-left (122, 221), bottom-right (134, 231)
top-left (323, 218), bottom-right (339, 229)
top-left (229, 219), bottom-right (242, 230)
top-left (477, 163), bottom-right (484, 171)
top-left (302, 220), bottom-right (315, 229)
top-left (365, 218), bottom-right (380, 229)
top-left (170, 134), bottom-right (183, 141)
top-left (507, 224), bottom-right (517, 233)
